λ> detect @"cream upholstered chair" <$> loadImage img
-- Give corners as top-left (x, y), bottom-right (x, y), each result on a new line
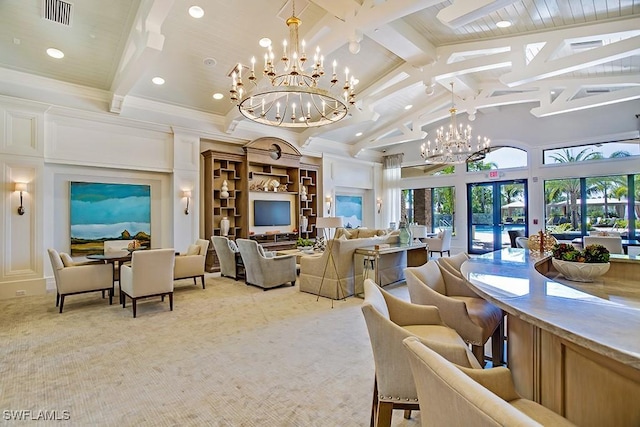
top-left (47, 248), bottom-right (114, 313)
top-left (361, 279), bottom-right (480, 427)
top-left (405, 260), bottom-right (504, 366)
top-left (103, 240), bottom-right (136, 257)
top-left (236, 239), bottom-right (296, 290)
top-left (120, 249), bottom-right (176, 318)
top-left (211, 236), bottom-right (240, 279)
top-left (583, 235), bottom-right (624, 254)
top-left (515, 236), bottom-right (529, 248)
top-left (174, 238), bottom-right (209, 288)
top-left (437, 252), bottom-right (470, 280)
top-left (425, 229), bottom-right (452, 257)
top-left (402, 337), bottom-right (576, 427)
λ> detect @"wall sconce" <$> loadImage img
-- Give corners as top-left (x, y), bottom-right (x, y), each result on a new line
top-left (182, 190), bottom-right (192, 215)
top-left (14, 182), bottom-right (27, 215)
top-left (325, 195), bottom-right (332, 215)
top-left (376, 197), bottom-right (383, 214)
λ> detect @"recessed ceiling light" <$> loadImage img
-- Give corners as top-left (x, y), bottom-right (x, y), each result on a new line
top-left (259, 38), bottom-right (272, 48)
top-left (203, 57), bottom-right (217, 67)
top-left (355, 132), bottom-right (363, 137)
top-left (213, 93), bottom-right (223, 100)
top-left (152, 77), bottom-right (165, 85)
top-left (46, 48), bottom-right (64, 59)
top-left (404, 104), bottom-right (413, 110)
top-left (496, 20), bottom-right (512, 28)
top-left (189, 6), bottom-right (204, 18)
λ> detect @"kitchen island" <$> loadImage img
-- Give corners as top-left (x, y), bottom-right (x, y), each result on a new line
top-left (461, 249), bottom-right (640, 427)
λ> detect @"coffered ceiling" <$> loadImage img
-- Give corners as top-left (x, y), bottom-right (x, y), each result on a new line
top-left (0, 0), bottom-right (639, 158)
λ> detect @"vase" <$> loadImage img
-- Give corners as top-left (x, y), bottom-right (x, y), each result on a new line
top-left (551, 258), bottom-right (610, 282)
top-left (399, 222), bottom-right (411, 245)
top-left (300, 186), bottom-right (307, 201)
top-left (301, 216), bottom-right (308, 232)
top-left (220, 180), bottom-right (229, 199)
top-left (220, 217), bottom-right (230, 237)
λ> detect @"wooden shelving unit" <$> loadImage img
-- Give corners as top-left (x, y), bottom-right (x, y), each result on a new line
top-left (299, 163), bottom-right (319, 240)
top-left (202, 138), bottom-right (319, 270)
top-left (202, 150), bottom-right (246, 272)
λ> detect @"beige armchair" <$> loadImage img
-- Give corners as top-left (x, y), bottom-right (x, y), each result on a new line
top-left (405, 260), bottom-right (504, 366)
top-left (174, 239), bottom-right (209, 288)
top-left (120, 249), bottom-right (176, 318)
top-left (361, 279), bottom-right (480, 427)
top-left (402, 337), bottom-right (576, 426)
top-left (103, 239), bottom-right (136, 257)
top-left (211, 236), bottom-right (240, 279)
top-left (437, 252), bottom-right (470, 280)
top-left (236, 239), bottom-right (296, 290)
top-left (425, 229), bottom-right (452, 257)
top-left (47, 248), bottom-right (113, 313)
top-left (583, 235), bottom-right (624, 254)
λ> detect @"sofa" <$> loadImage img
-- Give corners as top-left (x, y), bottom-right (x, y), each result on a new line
top-left (299, 228), bottom-right (402, 299)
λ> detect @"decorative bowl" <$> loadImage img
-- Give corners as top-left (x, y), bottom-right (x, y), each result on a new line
top-left (552, 258), bottom-right (610, 282)
top-left (528, 232), bottom-right (557, 252)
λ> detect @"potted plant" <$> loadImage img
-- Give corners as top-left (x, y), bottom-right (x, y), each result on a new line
top-left (551, 243), bottom-right (610, 282)
top-left (296, 238), bottom-right (314, 251)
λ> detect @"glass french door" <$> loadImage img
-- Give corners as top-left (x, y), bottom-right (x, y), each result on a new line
top-left (467, 180), bottom-right (528, 254)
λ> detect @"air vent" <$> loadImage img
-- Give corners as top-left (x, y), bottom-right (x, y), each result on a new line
top-left (43, 0), bottom-right (73, 26)
top-left (570, 40), bottom-right (603, 50)
top-left (585, 88), bottom-right (611, 94)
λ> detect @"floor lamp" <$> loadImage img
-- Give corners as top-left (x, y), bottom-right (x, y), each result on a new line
top-left (315, 216), bottom-right (344, 308)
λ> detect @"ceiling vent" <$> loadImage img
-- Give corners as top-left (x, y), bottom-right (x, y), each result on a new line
top-left (570, 40), bottom-right (603, 51)
top-left (43, 0), bottom-right (73, 26)
top-left (585, 88), bottom-right (611, 94)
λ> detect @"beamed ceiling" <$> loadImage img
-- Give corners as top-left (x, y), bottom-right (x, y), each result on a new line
top-left (0, 0), bottom-right (639, 159)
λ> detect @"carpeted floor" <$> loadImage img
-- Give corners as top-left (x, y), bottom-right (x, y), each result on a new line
top-left (0, 275), bottom-right (421, 426)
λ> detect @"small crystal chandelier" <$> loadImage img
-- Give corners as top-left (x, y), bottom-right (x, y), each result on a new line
top-left (420, 82), bottom-right (490, 164)
top-left (229, 0), bottom-right (356, 128)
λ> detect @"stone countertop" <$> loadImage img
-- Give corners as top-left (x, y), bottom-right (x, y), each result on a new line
top-left (460, 248), bottom-right (640, 370)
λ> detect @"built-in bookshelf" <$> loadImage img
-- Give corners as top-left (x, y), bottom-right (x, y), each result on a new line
top-left (299, 164), bottom-right (319, 240)
top-left (202, 138), bottom-right (321, 271)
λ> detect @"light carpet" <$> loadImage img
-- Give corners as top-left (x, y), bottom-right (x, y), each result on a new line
top-left (0, 275), bottom-right (421, 426)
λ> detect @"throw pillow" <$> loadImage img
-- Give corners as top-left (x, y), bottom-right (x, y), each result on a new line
top-left (228, 240), bottom-right (239, 253)
top-left (60, 252), bottom-right (75, 267)
top-left (357, 229), bottom-right (378, 238)
top-left (186, 244), bottom-right (201, 255)
top-left (313, 236), bottom-right (326, 251)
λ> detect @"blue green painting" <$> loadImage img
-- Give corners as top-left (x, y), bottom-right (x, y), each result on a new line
top-left (336, 195), bottom-right (362, 228)
top-left (70, 182), bottom-right (151, 255)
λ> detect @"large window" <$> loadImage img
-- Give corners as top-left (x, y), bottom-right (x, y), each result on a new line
top-left (544, 174), bottom-right (638, 240)
top-left (402, 187), bottom-right (455, 233)
top-left (467, 146), bottom-right (528, 171)
top-left (543, 140), bottom-right (639, 165)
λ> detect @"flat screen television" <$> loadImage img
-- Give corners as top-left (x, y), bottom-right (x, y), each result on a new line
top-left (253, 200), bottom-right (291, 226)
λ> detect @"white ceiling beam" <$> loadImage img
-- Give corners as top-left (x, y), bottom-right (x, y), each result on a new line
top-left (109, 0), bottom-right (174, 113)
top-left (432, 51), bottom-right (512, 80)
top-left (502, 35), bottom-right (640, 87)
top-left (437, 0), bottom-right (521, 28)
top-left (531, 87), bottom-right (640, 117)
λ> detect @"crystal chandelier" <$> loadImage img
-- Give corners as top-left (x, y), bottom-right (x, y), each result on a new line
top-left (229, 1), bottom-right (356, 128)
top-left (420, 83), bottom-right (490, 164)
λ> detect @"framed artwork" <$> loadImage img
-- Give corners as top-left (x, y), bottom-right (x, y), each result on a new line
top-left (70, 182), bottom-right (151, 256)
top-left (336, 195), bottom-right (363, 228)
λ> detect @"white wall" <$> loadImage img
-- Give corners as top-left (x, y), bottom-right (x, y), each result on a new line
top-left (322, 154), bottom-right (383, 229)
top-left (0, 96), bottom-right (201, 298)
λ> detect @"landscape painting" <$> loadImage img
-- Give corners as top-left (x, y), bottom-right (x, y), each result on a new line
top-left (336, 195), bottom-right (363, 228)
top-left (70, 182), bottom-right (151, 256)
